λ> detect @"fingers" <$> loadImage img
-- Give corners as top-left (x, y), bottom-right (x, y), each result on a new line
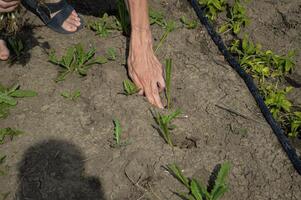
top-left (157, 75), bottom-right (166, 93)
top-left (0, 0), bottom-right (19, 11)
top-left (0, 3), bottom-right (18, 12)
top-left (0, 40), bottom-right (10, 61)
top-left (144, 81), bottom-right (164, 109)
top-left (130, 72), bottom-right (144, 95)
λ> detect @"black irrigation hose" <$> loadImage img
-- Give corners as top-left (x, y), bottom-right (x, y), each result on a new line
top-left (190, 0), bottom-right (301, 175)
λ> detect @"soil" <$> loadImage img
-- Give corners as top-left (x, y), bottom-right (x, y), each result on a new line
top-left (1, 0), bottom-right (301, 199)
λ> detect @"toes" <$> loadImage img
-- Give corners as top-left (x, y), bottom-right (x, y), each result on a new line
top-left (66, 17), bottom-right (81, 27)
top-left (62, 21), bottom-right (77, 32)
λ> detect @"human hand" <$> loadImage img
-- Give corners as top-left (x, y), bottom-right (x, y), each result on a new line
top-left (0, 0), bottom-right (19, 13)
top-left (127, 29), bottom-right (165, 108)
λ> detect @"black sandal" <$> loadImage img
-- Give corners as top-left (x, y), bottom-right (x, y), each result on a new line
top-left (22, 0), bottom-right (84, 34)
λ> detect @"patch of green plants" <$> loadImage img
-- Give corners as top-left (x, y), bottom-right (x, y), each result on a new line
top-left (149, 9), bottom-right (165, 27)
top-left (153, 109), bottom-right (181, 146)
top-left (198, 0), bottom-right (226, 21)
top-left (61, 90), bottom-right (81, 101)
top-left (167, 162), bottom-right (231, 200)
top-left (123, 79), bottom-right (139, 96)
top-left (165, 58), bottom-right (172, 109)
top-left (89, 13), bottom-right (122, 38)
top-left (106, 47), bottom-right (117, 61)
top-left (0, 128), bottom-right (24, 144)
top-left (0, 83), bottom-right (37, 119)
top-left (180, 16), bottom-right (198, 29)
top-left (155, 20), bottom-right (177, 52)
top-left (112, 119), bottom-right (129, 147)
top-left (49, 44), bottom-right (108, 82)
top-left (219, 0), bottom-right (250, 34)
top-left (289, 112), bottom-right (301, 138)
top-left (117, 0), bottom-right (131, 36)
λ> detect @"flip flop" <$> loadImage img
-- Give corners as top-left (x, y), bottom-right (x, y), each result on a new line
top-left (22, 0), bottom-right (84, 34)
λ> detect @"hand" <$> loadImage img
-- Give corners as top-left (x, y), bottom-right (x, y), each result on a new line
top-left (0, 0), bottom-right (19, 13)
top-left (127, 29), bottom-right (165, 108)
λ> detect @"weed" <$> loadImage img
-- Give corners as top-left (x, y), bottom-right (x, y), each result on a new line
top-left (89, 13), bottom-right (122, 38)
top-left (0, 83), bottom-right (37, 119)
top-left (7, 36), bottom-right (24, 60)
top-left (167, 162), bottom-right (231, 200)
top-left (117, 0), bottom-right (131, 36)
top-left (155, 20), bottom-right (177, 52)
top-left (289, 112), bottom-right (301, 138)
top-left (0, 128), bottom-right (23, 144)
top-left (106, 47), bottom-right (117, 61)
top-left (149, 9), bottom-right (165, 27)
top-left (123, 79), bottom-right (139, 96)
top-left (61, 90), bottom-right (81, 101)
top-left (219, 0), bottom-right (250, 34)
top-left (0, 155), bottom-right (7, 176)
top-left (153, 109), bottom-right (181, 146)
top-left (180, 16), bottom-right (198, 29)
top-left (112, 119), bottom-right (129, 147)
top-left (49, 44), bottom-right (108, 82)
top-left (198, 0), bottom-right (226, 21)
top-left (165, 58), bottom-right (172, 109)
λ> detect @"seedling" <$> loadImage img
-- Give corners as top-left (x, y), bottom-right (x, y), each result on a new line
top-left (153, 109), bottom-right (181, 146)
top-left (106, 47), bottom-right (117, 61)
top-left (117, 0), bottom-right (131, 36)
top-left (89, 13), bottom-right (122, 38)
top-left (49, 44), bottom-right (108, 82)
top-left (0, 128), bottom-right (24, 144)
top-left (219, 0), bottom-right (250, 34)
top-left (262, 85), bottom-right (293, 120)
top-left (167, 162), bottom-right (231, 200)
top-left (0, 155), bottom-right (7, 176)
top-left (155, 20), bottom-right (177, 52)
top-left (289, 112), bottom-right (301, 138)
top-left (123, 79), bottom-right (139, 96)
top-left (149, 9), bottom-right (165, 27)
top-left (198, 0), bottom-right (226, 21)
top-left (0, 7), bottom-right (22, 35)
top-left (112, 119), bottom-right (129, 147)
top-left (61, 90), bottom-right (81, 101)
top-left (180, 16), bottom-right (198, 29)
top-left (7, 36), bottom-right (24, 60)
top-left (0, 83), bottom-right (37, 119)
top-left (165, 58), bottom-right (172, 109)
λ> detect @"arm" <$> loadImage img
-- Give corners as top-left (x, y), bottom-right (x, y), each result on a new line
top-left (126, 0), bottom-right (165, 108)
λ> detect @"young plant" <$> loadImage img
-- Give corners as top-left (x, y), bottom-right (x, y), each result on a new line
top-left (289, 112), bottom-right (301, 138)
top-left (0, 83), bottom-right (37, 119)
top-left (123, 79), bottom-right (139, 96)
top-left (49, 44), bottom-right (108, 82)
top-left (165, 58), bottom-right (172, 109)
top-left (167, 162), bottom-right (231, 200)
top-left (149, 9), bottom-right (165, 27)
top-left (89, 13), bottom-right (122, 38)
top-left (153, 109), bottom-right (181, 146)
top-left (262, 85), bottom-right (293, 120)
top-left (155, 20), bottom-right (177, 52)
top-left (198, 0), bottom-right (226, 21)
top-left (106, 47), bottom-right (117, 61)
top-left (112, 119), bottom-right (129, 147)
top-left (0, 128), bottom-right (24, 144)
top-left (180, 16), bottom-right (198, 29)
top-left (0, 155), bottom-right (7, 176)
top-left (7, 36), bottom-right (24, 60)
top-left (117, 0), bottom-right (131, 36)
top-left (61, 90), bottom-right (81, 101)
top-left (219, 0), bottom-right (250, 34)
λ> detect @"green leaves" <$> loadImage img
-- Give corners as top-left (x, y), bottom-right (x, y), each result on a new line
top-left (180, 16), bottom-right (198, 29)
top-left (167, 162), bottom-right (231, 200)
top-left (61, 90), bottom-right (81, 101)
top-left (219, 0), bottom-right (250, 34)
top-left (0, 84), bottom-right (37, 119)
top-left (165, 58), bottom-right (172, 109)
top-left (113, 119), bottom-right (122, 146)
top-left (153, 109), bottom-right (181, 146)
top-left (49, 44), bottom-right (108, 82)
top-left (123, 79), bottom-right (139, 96)
top-left (198, 0), bottom-right (226, 21)
top-left (289, 112), bottom-right (301, 138)
top-left (0, 128), bottom-right (24, 144)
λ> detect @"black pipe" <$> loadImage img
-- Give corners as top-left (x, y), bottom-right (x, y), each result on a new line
top-left (189, 0), bottom-right (301, 175)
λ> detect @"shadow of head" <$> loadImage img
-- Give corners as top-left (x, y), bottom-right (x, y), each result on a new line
top-left (16, 139), bottom-right (105, 200)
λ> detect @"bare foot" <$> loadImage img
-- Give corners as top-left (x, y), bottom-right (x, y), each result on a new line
top-left (0, 40), bottom-right (9, 61)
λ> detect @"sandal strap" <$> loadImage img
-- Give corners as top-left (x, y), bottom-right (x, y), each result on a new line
top-left (47, 5), bottom-right (74, 27)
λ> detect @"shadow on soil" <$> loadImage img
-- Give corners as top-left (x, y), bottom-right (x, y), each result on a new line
top-left (15, 139), bottom-right (105, 200)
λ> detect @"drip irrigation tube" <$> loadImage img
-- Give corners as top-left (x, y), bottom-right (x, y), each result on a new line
top-left (189, 0), bottom-right (301, 175)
